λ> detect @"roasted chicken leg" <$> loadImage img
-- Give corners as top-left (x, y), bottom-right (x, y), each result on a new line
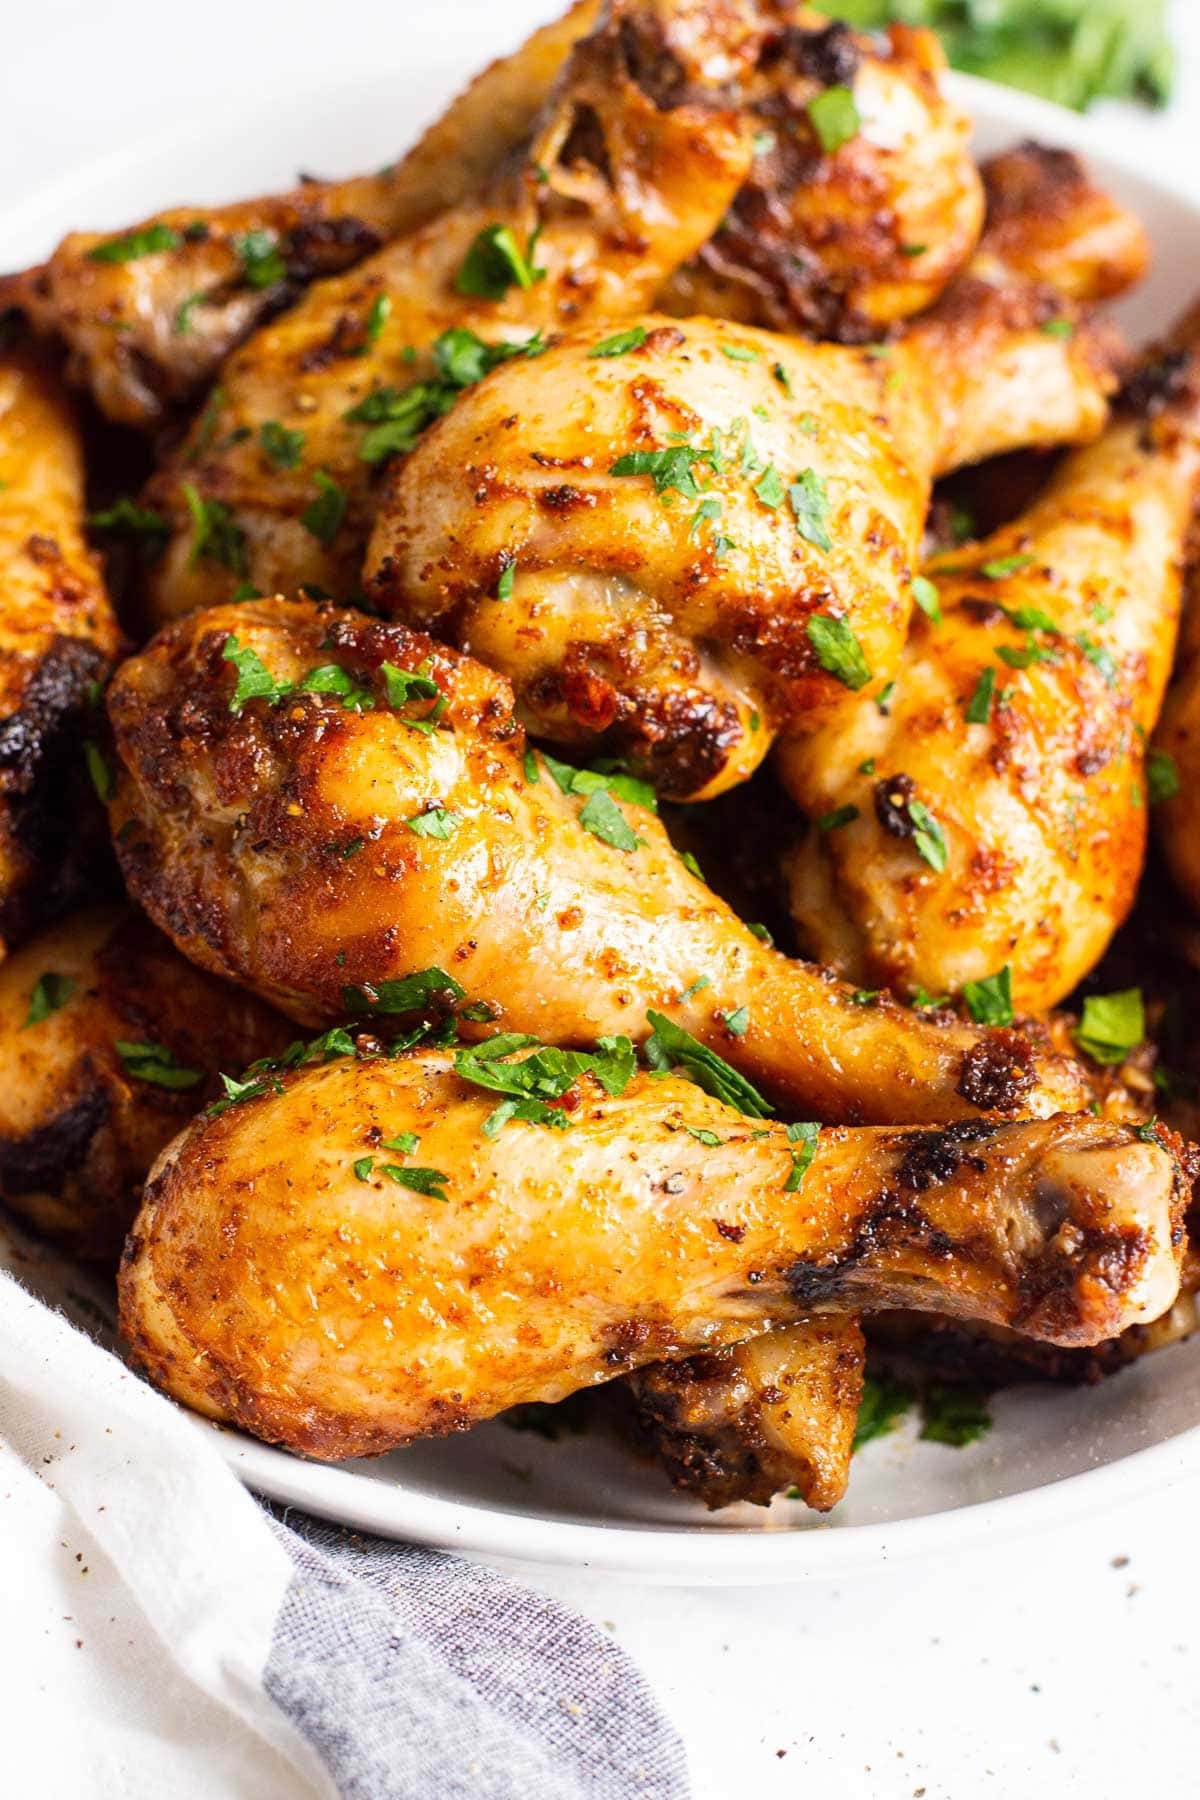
top-left (120, 1049), bottom-right (1188, 1457)
top-left (105, 597), bottom-right (1092, 1125)
top-left (779, 304), bottom-right (1200, 1012)
top-left (365, 157), bottom-right (1133, 797)
top-left (0, 346), bottom-right (122, 954)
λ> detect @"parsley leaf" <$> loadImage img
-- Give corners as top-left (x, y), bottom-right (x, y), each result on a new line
top-left (455, 224), bottom-right (545, 299)
top-left (817, 803), bottom-right (859, 831)
top-left (115, 1039), bottom-right (203, 1090)
top-left (919, 1385), bottom-right (992, 1448)
top-left (590, 326), bottom-right (647, 358)
top-left (961, 966), bottom-right (1014, 1027)
top-left (911, 575), bottom-right (942, 624)
top-left (609, 445), bottom-right (700, 501)
top-left (182, 481), bottom-right (248, 577)
top-left (965, 666), bottom-right (995, 724)
top-left (259, 420), bottom-right (305, 469)
top-left (24, 972), bottom-right (74, 1028)
top-left (1075, 988), bottom-right (1144, 1064)
top-left (343, 967), bottom-right (467, 1015)
top-left (454, 1034), bottom-right (636, 1134)
top-left (363, 293), bottom-right (390, 348)
top-left (853, 1376), bottom-right (914, 1450)
top-left (579, 787), bottom-right (640, 852)
top-left (300, 470), bottom-right (347, 546)
top-left (1147, 748), bottom-right (1181, 803)
top-left (221, 635), bottom-right (286, 712)
top-left (84, 741), bottom-right (114, 803)
top-left (907, 798), bottom-right (948, 872)
top-left (755, 466), bottom-right (785, 508)
top-left (88, 223), bottom-right (182, 264)
top-left (381, 1164), bottom-right (450, 1199)
top-left (720, 341), bottom-right (762, 363)
top-left (405, 808), bottom-right (459, 839)
top-left (233, 229), bottom-right (287, 289)
top-left (807, 613), bottom-right (871, 690)
top-left (643, 1012), bottom-right (773, 1118)
top-left (788, 468), bottom-right (833, 551)
top-left (807, 85), bottom-right (861, 154)
top-left (783, 1120), bottom-right (819, 1191)
top-left (88, 497), bottom-right (170, 550)
top-left (981, 553), bottom-right (1035, 580)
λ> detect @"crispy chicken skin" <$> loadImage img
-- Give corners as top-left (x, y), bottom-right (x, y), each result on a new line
top-left (106, 597), bottom-right (1093, 1125)
top-left (0, 348), bottom-right (122, 954)
top-left (658, 12), bottom-right (983, 336)
top-left (366, 301), bottom-right (1117, 799)
top-left (1154, 552), bottom-right (1200, 915)
top-left (3, 0), bottom-right (603, 428)
top-left (0, 905), bottom-right (289, 1259)
top-left (119, 1051), bottom-right (1188, 1458)
top-left (779, 306), bottom-right (1200, 1012)
top-left (622, 1317), bottom-right (864, 1509)
top-left (140, 0), bottom-right (758, 623)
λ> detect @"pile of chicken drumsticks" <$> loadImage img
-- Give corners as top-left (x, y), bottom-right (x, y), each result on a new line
top-left (2, 0), bottom-right (1199, 1512)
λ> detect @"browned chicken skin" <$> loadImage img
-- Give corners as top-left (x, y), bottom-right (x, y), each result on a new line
top-left (119, 1050), bottom-right (1188, 1458)
top-left (623, 1316), bottom-right (864, 1508)
top-left (0, 347), bottom-right (123, 954)
top-left (139, 0), bottom-right (759, 624)
top-left (366, 161), bottom-right (1130, 798)
top-left (105, 598), bottom-right (1093, 1127)
top-left (779, 308), bottom-right (1200, 1013)
top-left (0, 906), bottom-right (289, 1259)
top-left (3, 0), bottom-right (604, 428)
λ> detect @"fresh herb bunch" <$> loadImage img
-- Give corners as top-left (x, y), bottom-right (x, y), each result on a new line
top-left (835, 1), bottom-right (1172, 112)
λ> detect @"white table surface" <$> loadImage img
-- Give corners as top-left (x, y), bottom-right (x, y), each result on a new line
top-left (4, 4), bottom-right (1200, 1796)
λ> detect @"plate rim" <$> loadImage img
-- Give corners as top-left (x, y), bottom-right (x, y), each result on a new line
top-left (9, 59), bottom-right (1200, 1581)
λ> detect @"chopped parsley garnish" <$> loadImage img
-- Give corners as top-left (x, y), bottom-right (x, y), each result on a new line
top-left (363, 293), bottom-right (390, 348)
top-left (590, 326), bottom-right (648, 358)
top-left (579, 787), bottom-right (640, 853)
top-left (299, 470), bottom-right (347, 546)
top-left (919, 1385), bottom-right (992, 1448)
top-left (685, 1126), bottom-right (723, 1147)
top-left (88, 223), bottom-right (182, 264)
top-left (1075, 632), bottom-right (1117, 688)
top-left (84, 741), bottom-right (114, 803)
top-left (1040, 317), bottom-right (1074, 338)
top-left (754, 466), bottom-right (785, 509)
top-left (679, 850), bottom-right (706, 882)
top-left (343, 967), bottom-right (467, 1016)
top-left (644, 1012), bottom-right (773, 1118)
top-left (381, 660), bottom-right (440, 709)
top-left (788, 468), bottom-right (833, 551)
top-left (911, 575), bottom-right (942, 624)
top-left (876, 680), bottom-right (896, 714)
top-left (806, 85), bottom-right (861, 154)
top-left (259, 420), bottom-right (306, 469)
top-left (496, 558), bottom-right (516, 600)
top-left (24, 972), bottom-right (74, 1028)
top-left (680, 976), bottom-right (712, 1001)
top-left (455, 224), bottom-right (545, 299)
top-left (961, 966), bottom-right (1014, 1027)
top-left (853, 1376), bottom-right (914, 1450)
top-left (980, 553), bottom-right (1035, 579)
top-left (174, 291), bottom-right (206, 335)
top-left (221, 636), bottom-right (286, 712)
top-left (88, 497), bottom-right (170, 554)
top-left (209, 1070), bottom-right (286, 1114)
top-left (233, 229), bottom-right (287, 289)
top-left (783, 1120), bottom-right (819, 1191)
top-left (772, 362), bottom-right (793, 396)
top-left (353, 1156), bottom-right (374, 1181)
top-left (115, 1039), bottom-right (203, 1090)
top-left (380, 1164), bottom-right (450, 1200)
top-left (806, 613), bottom-right (871, 690)
top-left (609, 445), bottom-right (700, 501)
top-left (720, 342), bottom-right (762, 362)
top-left (912, 987), bottom-right (950, 1010)
top-left (907, 798), bottom-right (948, 872)
top-left (858, 758), bottom-right (876, 775)
top-left (817, 804), bottom-right (859, 831)
top-left (405, 807), bottom-right (459, 839)
top-left (540, 753), bottom-right (657, 814)
top-left (688, 496), bottom-right (722, 539)
top-left (1075, 988), bottom-right (1144, 1065)
top-left (722, 1006), bottom-right (749, 1037)
top-left (746, 922), bottom-right (774, 946)
top-left (182, 481), bottom-right (248, 577)
top-left (455, 1033), bottom-right (636, 1136)
top-left (1147, 748), bottom-right (1181, 803)
top-left (996, 640), bottom-right (1059, 670)
top-left (965, 666), bottom-right (995, 724)
top-left (298, 664), bottom-right (374, 711)
top-left (347, 326), bottom-right (545, 464)
top-left (186, 386), bottom-right (226, 463)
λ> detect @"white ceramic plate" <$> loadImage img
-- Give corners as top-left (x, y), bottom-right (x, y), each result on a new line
top-left (5, 57), bottom-right (1200, 1583)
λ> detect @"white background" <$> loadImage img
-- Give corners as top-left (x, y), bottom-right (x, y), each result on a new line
top-left (4, 3), bottom-right (1200, 1796)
